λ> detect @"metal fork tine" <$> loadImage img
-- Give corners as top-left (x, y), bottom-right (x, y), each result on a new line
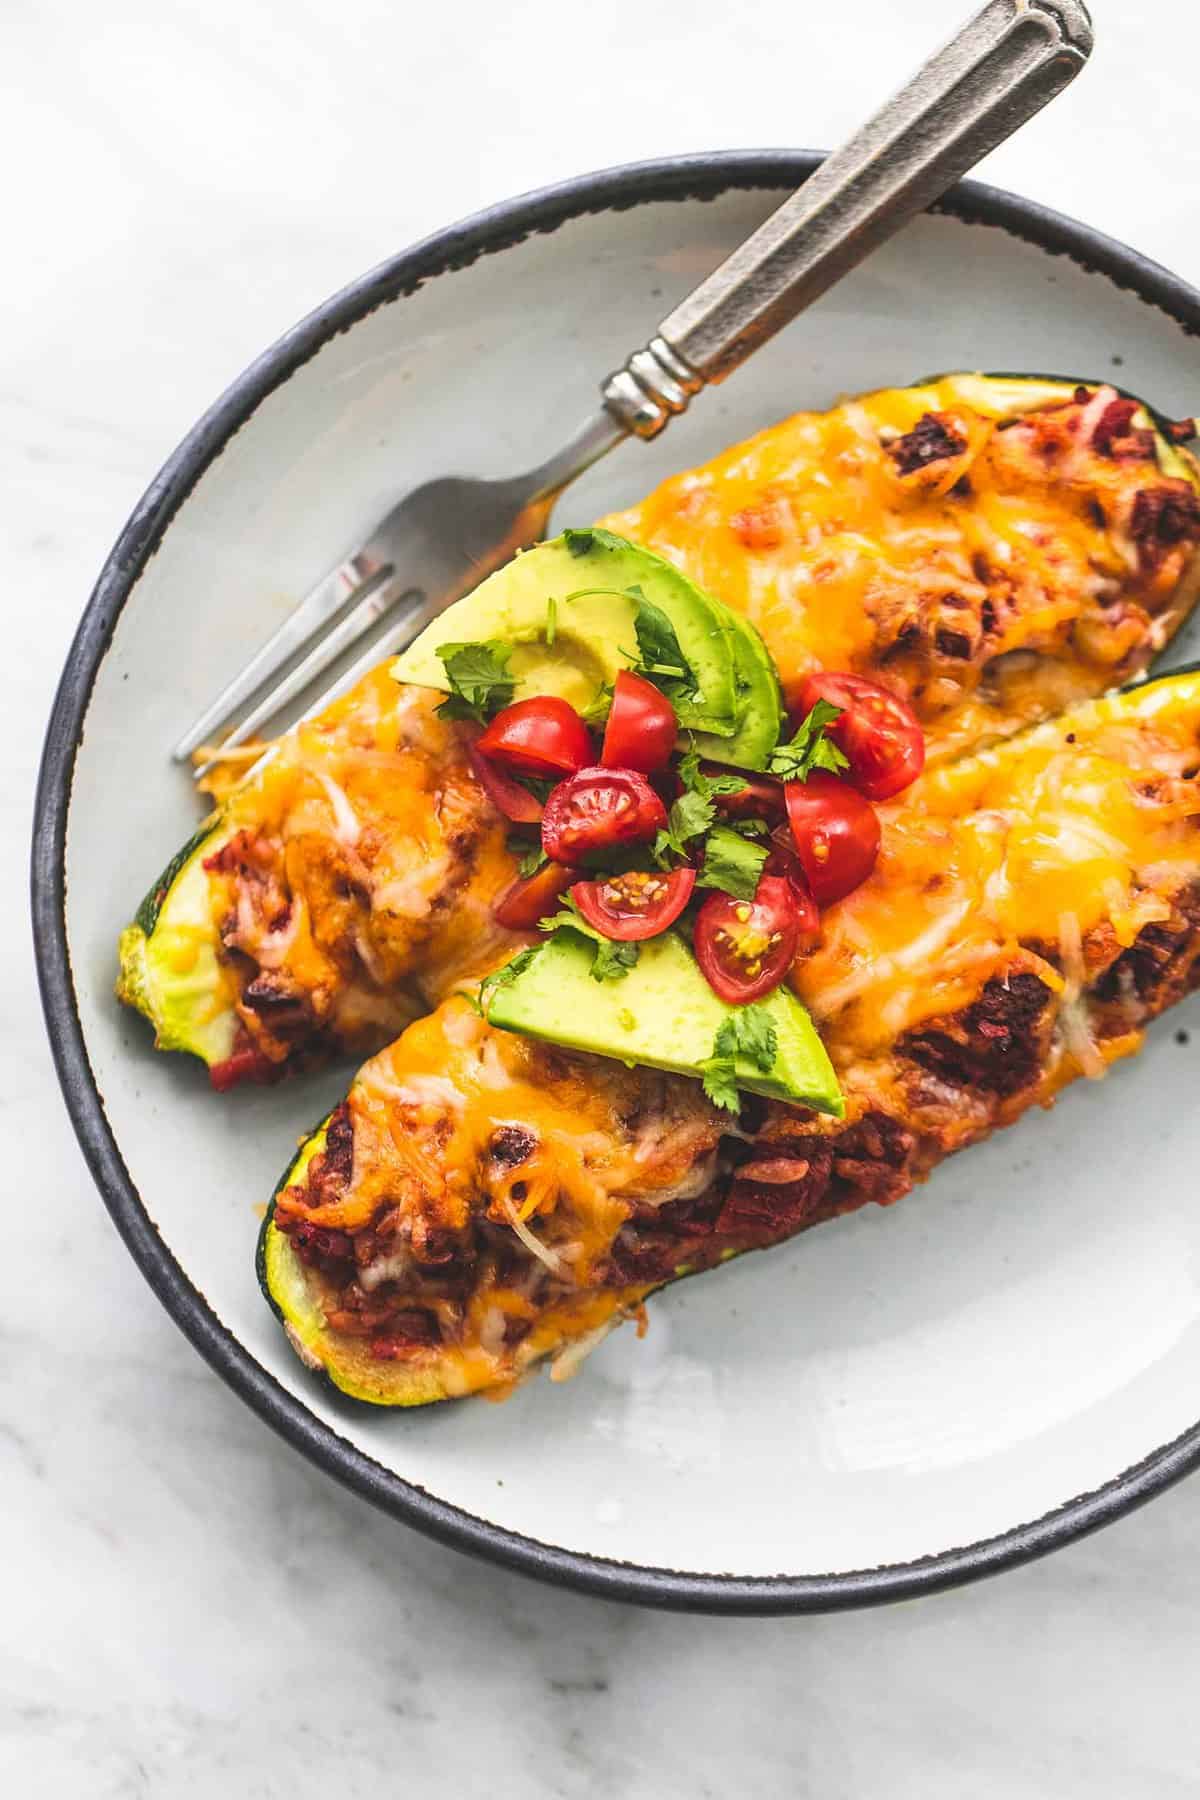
top-left (192, 571), bottom-right (426, 775)
top-left (172, 550), bottom-right (389, 760)
top-left (296, 588), bottom-right (450, 722)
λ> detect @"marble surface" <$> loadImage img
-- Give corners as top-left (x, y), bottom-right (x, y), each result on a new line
top-left (6, 0), bottom-right (1200, 1791)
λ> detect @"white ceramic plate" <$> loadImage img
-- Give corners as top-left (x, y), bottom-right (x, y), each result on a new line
top-left (34, 153), bottom-right (1200, 1611)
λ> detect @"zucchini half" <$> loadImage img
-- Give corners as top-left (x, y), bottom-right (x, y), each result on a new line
top-left (120, 374), bottom-right (1200, 1078)
top-left (116, 815), bottom-right (238, 1066)
top-left (257, 1115), bottom-right (656, 1407)
top-left (925, 370), bottom-right (1196, 471)
top-left (256, 1121), bottom-right (465, 1406)
top-left (258, 663), bottom-right (1200, 1407)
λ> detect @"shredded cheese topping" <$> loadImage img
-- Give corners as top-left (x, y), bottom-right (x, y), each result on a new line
top-left (796, 680), bottom-right (1200, 1056)
top-left (605, 377), bottom-right (1199, 763)
top-left (188, 381), bottom-right (1199, 1085)
top-left (280, 675), bottom-right (1200, 1399)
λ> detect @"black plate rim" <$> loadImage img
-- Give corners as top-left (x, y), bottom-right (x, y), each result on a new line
top-left (31, 148), bottom-right (1200, 1615)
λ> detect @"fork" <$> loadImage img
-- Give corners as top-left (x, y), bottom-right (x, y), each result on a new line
top-left (175, 0), bottom-right (1093, 773)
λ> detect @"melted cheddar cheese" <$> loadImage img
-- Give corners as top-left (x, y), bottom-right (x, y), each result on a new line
top-left (129, 377), bottom-right (1200, 1079)
top-left (604, 377), bottom-right (1200, 761)
top-left (198, 672), bottom-right (522, 1059)
top-left (273, 672), bottom-right (1200, 1402)
top-left (798, 675), bottom-right (1200, 1057)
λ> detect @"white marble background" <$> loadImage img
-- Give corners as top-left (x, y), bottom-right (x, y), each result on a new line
top-left (6, 1), bottom-right (1200, 1792)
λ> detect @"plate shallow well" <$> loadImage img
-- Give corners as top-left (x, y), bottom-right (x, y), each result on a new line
top-left (34, 152), bottom-right (1200, 1612)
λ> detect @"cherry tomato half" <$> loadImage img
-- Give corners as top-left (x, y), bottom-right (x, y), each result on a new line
top-left (468, 742), bottom-right (544, 826)
top-left (693, 874), bottom-right (801, 1004)
top-left (709, 768), bottom-right (786, 823)
top-left (601, 670), bottom-right (677, 773)
top-left (209, 1038), bottom-right (278, 1092)
top-left (784, 770), bottom-right (880, 906)
top-left (477, 696), bottom-right (592, 780)
top-left (492, 860), bottom-right (576, 930)
top-left (763, 832), bottom-right (822, 949)
top-left (796, 671), bottom-right (925, 801)
top-left (571, 866), bottom-right (696, 942)
top-left (542, 766), bottom-right (667, 863)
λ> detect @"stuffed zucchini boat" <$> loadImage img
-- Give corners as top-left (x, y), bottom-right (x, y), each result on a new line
top-left (260, 667), bottom-right (1200, 1405)
top-left (118, 375), bottom-right (1200, 1086)
top-left (117, 671), bottom-right (519, 1085)
top-left (607, 372), bottom-right (1200, 761)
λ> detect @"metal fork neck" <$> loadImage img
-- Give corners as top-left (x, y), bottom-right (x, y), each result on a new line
top-left (602, 337), bottom-right (705, 441)
top-left (601, 0), bottom-right (1092, 440)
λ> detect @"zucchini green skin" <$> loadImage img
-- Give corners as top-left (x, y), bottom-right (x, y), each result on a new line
top-left (919, 372), bottom-right (1200, 493)
top-left (259, 661), bottom-right (1200, 1408)
top-left (133, 817), bottom-right (221, 937)
top-left (258, 1125), bottom-right (547, 1407)
top-left (259, 1133), bottom-right (670, 1408)
top-left (117, 811), bottom-right (239, 1068)
top-left (921, 369), bottom-right (1196, 456)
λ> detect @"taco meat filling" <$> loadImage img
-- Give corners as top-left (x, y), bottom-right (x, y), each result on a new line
top-left (272, 685), bottom-right (1200, 1386)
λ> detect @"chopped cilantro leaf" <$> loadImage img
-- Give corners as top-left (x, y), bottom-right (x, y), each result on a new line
top-left (735, 1005), bottom-right (778, 1073)
top-left (676, 748), bottom-right (745, 799)
top-left (563, 527), bottom-right (627, 557)
top-left (589, 937), bottom-right (640, 982)
top-left (538, 897), bottom-right (642, 983)
top-left (768, 698), bottom-right (849, 782)
top-left (545, 596), bottom-right (557, 648)
top-left (553, 577), bottom-right (705, 718)
top-left (632, 592), bottom-right (690, 683)
top-left (653, 752), bottom-right (747, 867)
top-left (700, 1046), bottom-right (740, 1112)
top-left (507, 837), bottom-right (549, 880)
top-left (654, 786), bottom-right (715, 865)
top-left (436, 639), bottom-right (516, 725)
top-left (699, 1006), bottom-right (778, 1112)
top-left (476, 945), bottom-right (540, 1016)
top-left (696, 825), bottom-right (768, 900)
top-left (580, 683), bottom-right (614, 727)
top-left (538, 890), bottom-right (589, 935)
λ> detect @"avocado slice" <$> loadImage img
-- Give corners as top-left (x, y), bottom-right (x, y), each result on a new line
top-left (692, 609), bottom-right (784, 771)
top-left (116, 816), bottom-right (238, 1066)
top-left (391, 529), bottom-right (739, 736)
top-left (486, 927), bottom-right (842, 1115)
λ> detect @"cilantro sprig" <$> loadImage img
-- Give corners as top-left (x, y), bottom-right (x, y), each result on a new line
top-left (559, 533), bottom-right (712, 722)
top-left (471, 945), bottom-right (540, 1016)
top-left (538, 895), bottom-right (641, 983)
top-left (695, 824), bottom-right (768, 901)
top-left (630, 589), bottom-right (689, 681)
top-left (436, 640), bottom-right (516, 726)
top-left (563, 527), bottom-right (628, 557)
top-left (768, 698), bottom-right (849, 782)
top-left (507, 837), bottom-right (549, 880)
top-left (700, 1007), bottom-right (779, 1113)
top-left (654, 749), bottom-right (745, 866)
